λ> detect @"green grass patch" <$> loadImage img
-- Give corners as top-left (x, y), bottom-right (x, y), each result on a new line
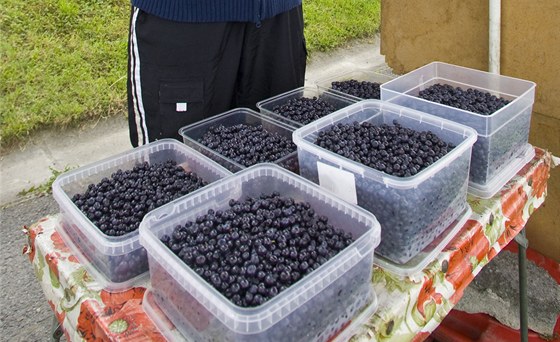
top-left (1, 0), bottom-right (129, 146)
top-left (18, 165), bottom-right (75, 197)
top-left (304, 0), bottom-right (381, 52)
top-left (1, 0), bottom-right (380, 146)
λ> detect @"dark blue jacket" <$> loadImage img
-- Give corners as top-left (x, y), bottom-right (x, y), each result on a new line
top-left (132, 0), bottom-right (302, 23)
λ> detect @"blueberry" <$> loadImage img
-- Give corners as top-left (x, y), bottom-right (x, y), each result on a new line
top-left (331, 79), bottom-right (381, 99)
top-left (316, 121), bottom-right (453, 177)
top-left (271, 96), bottom-right (338, 125)
top-left (417, 83), bottom-right (510, 116)
top-left (197, 124), bottom-right (296, 170)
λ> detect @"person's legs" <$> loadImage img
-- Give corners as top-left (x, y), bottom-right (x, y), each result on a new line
top-left (127, 8), bottom-right (245, 146)
top-left (126, 5), bottom-right (306, 147)
top-left (234, 5), bottom-right (307, 109)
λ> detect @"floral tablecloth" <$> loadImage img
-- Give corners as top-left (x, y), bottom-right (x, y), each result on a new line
top-left (24, 147), bottom-right (555, 342)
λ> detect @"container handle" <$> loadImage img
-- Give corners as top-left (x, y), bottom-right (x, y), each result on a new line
top-left (154, 205), bottom-right (175, 221)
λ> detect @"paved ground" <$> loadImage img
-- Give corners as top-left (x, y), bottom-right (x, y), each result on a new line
top-left (1, 37), bottom-right (558, 341)
top-left (0, 196), bottom-right (60, 341)
top-left (455, 248), bottom-right (560, 337)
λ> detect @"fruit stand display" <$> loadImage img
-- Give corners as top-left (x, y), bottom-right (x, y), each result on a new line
top-left (24, 147), bottom-right (554, 341)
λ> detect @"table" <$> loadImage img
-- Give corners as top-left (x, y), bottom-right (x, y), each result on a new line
top-left (24, 147), bottom-right (555, 342)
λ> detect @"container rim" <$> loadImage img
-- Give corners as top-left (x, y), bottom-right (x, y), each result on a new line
top-left (178, 108), bottom-right (298, 170)
top-left (380, 61), bottom-right (537, 121)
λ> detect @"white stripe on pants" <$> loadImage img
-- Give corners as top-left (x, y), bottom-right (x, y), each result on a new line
top-left (129, 7), bottom-right (149, 146)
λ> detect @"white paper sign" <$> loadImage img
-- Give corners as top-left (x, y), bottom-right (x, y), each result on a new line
top-left (176, 102), bottom-right (187, 112)
top-left (317, 161), bottom-right (358, 205)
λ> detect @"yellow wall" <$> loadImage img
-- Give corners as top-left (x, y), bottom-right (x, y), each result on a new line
top-left (381, 0), bottom-right (560, 261)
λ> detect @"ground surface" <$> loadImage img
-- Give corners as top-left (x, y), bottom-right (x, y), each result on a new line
top-left (455, 249), bottom-right (560, 338)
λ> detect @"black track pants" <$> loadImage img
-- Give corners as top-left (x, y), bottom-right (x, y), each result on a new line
top-left (127, 6), bottom-right (306, 147)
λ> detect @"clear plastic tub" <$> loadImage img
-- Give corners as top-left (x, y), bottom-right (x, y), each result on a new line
top-left (256, 86), bottom-right (357, 129)
top-left (52, 139), bottom-right (232, 291)
top-left (143, 287), bottom-right (379, 342)
top-left (139, 164), bottom-right (381, 342)
top-left (380, 62), bottom-right (536, 197)
top-left (293, 100), bottom-right (477, 265)
top-left (315, 68), bottom-right (396, 101)
top-left (179, 108), bottom-right (299, 174)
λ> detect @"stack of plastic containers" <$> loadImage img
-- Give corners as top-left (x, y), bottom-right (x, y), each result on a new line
top-left (179, 108), bottom-right (300, 174)
top-left (139, 164), bottom-right (381, 341)
top-left (256, 86), bottom-right (357, 129)
top-left (293, 101), bottom-right (477, 275)
top-left (52, 139), bottom-right (232, 291)
top-left (380, 62), bottom-right (536, 198)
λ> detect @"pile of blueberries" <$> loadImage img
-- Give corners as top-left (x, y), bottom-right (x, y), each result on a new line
top-left (316, 121), bottom-right (454, 177)
top-left (331, 79), bottom-right (381, 99)
top-left (161, 192), bottom-right (353, 308)
top-left (417, 83), bottom-right (511, 115)
top-left (271, 96), bottom-right (337, 125)
top-left (72, 160), bottom-right (208, 237)
top-left (198, 124), bottom-right (296, 167)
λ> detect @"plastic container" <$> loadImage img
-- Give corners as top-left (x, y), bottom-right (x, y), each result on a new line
top-left (315, 68), bottom-right (396, 101)
top-left (179, 108), bottom-right (299, 174)
top-left (139, 164), bottom-right (381, 342)
top-left (293, 100), bottom-right (477, 265)
top-left (52, 139), bottom-right (232, 291)
top-left (380, 62), bottom-right (536, 197)
top-left (256, 86), bottom-right (357, 129)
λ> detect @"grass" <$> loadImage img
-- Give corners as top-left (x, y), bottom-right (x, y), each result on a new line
top-left (304, 0), bottom-right (381, 52)
top-left (1, 0), bottom-right (381, 147)
top-left (18, 165), bottom-right (75, 197)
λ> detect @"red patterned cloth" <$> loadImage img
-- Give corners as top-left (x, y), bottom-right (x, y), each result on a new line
top-left (24, 147), bottom-right (554, 342)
